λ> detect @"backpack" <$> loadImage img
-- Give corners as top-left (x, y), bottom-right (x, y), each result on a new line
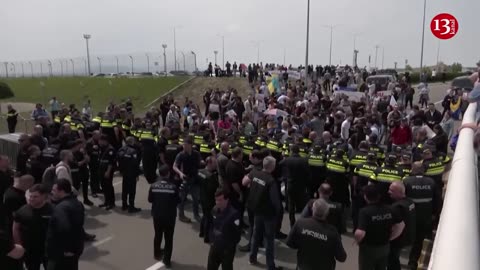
top-left (42, 165), bottom-right (58, 192)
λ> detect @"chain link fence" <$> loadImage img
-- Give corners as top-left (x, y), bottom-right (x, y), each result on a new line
top-left (0, 49), bottom-right (200, 78)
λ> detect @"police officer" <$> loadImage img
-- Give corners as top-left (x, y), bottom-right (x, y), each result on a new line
top-left (207, 189), bottom-right (242, 270)
top-left (301, 183), bottom-right (344, 234)
top-left (421, 145), bottom-right (447, 194)
top-left (139, 122), bottom-right (159, 184)
top-left (404, 162), bottom-right (440, 270)
top-left (117, 136), bottom-right (141, 213)
top-left (6, 104), bottom-right (18, 133)
top-left (349, 141), bottom-right (370, 169)
top-left (368, 134), bottom-right (385, 162)
top-left (388, 181), bottom-right (416, 270)
top-left (306, 144), bottom-right (326, 198)
top-left (370, 154), bottom-right (404, 203)
top-left (325, 149), bottom-right (350, 207)
top-left (354, 185), bottom-right (405, 270)
top-left (86, 131), bottom-right (102, 197)
top-left (70, 140), bottom-right (93, 206)
top-left (198, 156), bottom-right (219, 242)
top-left (98, 135), bottom-right (116, 210)
top-left (148, 165), bottom-right (180, 268)
top-left (279, 144), bottom-right (310, 227)
top-left (397, 152), bottom-right (412, 177)
top-left (245, 156), bottom-right (283, 270)
top-left (287, 198), bottom-right (347, 270)
top-left (352, 152), bottom-right (378, 230)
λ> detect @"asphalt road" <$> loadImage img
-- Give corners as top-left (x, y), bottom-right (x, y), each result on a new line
top-left (78, 82), bottom-right (453, 270)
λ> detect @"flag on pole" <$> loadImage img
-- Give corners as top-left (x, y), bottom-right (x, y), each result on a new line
top-left (389, 95), bottom-right (397, 107)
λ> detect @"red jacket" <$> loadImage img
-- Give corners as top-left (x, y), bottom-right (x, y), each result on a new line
top-left (391, 126), bottom-right (412, 145)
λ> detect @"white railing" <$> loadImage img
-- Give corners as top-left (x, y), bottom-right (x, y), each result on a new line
top-left (429, 102), bottom-right (480, 270)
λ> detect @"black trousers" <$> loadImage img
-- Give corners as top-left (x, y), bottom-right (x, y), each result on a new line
top-left (7, 121), bottom-right (16, 133)
top-left (200, 204), bottom-right (214, 241)
top-left (287, 183), bottom-right (306, 227)
top-left (47, 256), bottom-right (79, 270)
top-left (387, 244), bottom-right (403, 270)
top-left (405, 95), bottom-right (413, 109)
top-left (207, 246), bottom-right (236, 270)
top-left (153, 217), bottom-right (175, 264)
top-left (409, 222), bottom-right (432, 268)
top-left (101, 174), bottom-right (115, 206)
top-left (89, 164), bottom-right (101, 194)
top-left (122, 175), bottom-right (137, 207)
top-left (25, 253), bottom-right (48, 270)
top-left (142, 153), bottom-right (158, 184)
top-left (73, 172), bottom-right (90, 201)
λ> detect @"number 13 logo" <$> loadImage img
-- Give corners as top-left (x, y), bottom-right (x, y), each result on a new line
top-left (431, 13), bottom-right (458, 40)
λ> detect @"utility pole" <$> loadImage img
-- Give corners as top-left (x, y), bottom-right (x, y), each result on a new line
top-left (304, 0), bottom-right (310, 88)
top-left (173, 27), bottom-right (177, 71)
top-left (420, 0), bottom-right (427, 71)
top-left (162, 44), bottom-right (168, 75)
top-left (381, 47), bottom-right (385, 69)
top-left (374, 45), bottom-right (379, 69)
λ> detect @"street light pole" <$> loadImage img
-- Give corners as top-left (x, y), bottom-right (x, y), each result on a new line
top-left (83, 34), bottom-right (92, 76)
top-left (21, 62), bottom-right (25, 77)
top-left (374, 45), bottom-right (379, 69)
top-left (283, 48), bottom-right (286, 66)
top-left (129, 55), bottom-right (134, 75)
top-left (219, 35), bottom-right (225, 69)
top-left (214, 51), bottom-right (218, 66)
top-left (11, 63), bottom-right (16, 77)
top-left (181, 52), bottom-right (185, 71)
top-left (381, 47), bottom-right (385, 69)
top-left (60, 60), bottom-right (64, 76)
top-left (115, 56), bottom-right (119, 74)
top-left (47, 60), bottom-right (52, 77)
top-left (40, 62), bottom-right (43, 77)
top-left (191, 51), bottom-right (197, 72)
top-left (70, 59), bottom-right (75, 76)
top-left (84, 59), bottom-right (87, 76)
top-left (97, 57), bottom-right (102, 73)
top-left (173, 27), bottom-right (177, 71)
top-left (329, 26), bottom-right (333, 66)
top-left (28, 62), bottom-right (33, 78)
top-left (146, 54), bottom-right (150, 72)
top-left (420, 0), bottom-right (427, 71)
top-left (3, 62), bottom-right (8, 78)
top-left (162, 44), bottom-right (168, 76)
top-left (304, 0), bottom-right (310, 88)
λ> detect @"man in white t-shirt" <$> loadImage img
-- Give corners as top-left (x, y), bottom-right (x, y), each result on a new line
top-left (341, 114), bottom-right (353, 141)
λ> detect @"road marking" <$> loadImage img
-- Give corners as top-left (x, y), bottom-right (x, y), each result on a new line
top-left (145, 261), bottom-right (164, 270)
top-left (85, 235), bottom-right (114, 251)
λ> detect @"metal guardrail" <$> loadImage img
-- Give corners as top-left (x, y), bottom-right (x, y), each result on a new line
top-left (428, 102), bottom-right (480, 270)
top-left (0, 115), bottom-right (35, 135)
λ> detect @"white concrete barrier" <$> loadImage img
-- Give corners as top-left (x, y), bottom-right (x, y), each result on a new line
top-left (429, 102), bottom-right (480, 270)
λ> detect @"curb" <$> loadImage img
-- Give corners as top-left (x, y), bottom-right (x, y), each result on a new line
top-left (143, 76), bottom-right (196, 108)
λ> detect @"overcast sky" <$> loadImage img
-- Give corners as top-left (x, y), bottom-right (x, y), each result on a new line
top-left (1, 0), bottom-right (477, 73)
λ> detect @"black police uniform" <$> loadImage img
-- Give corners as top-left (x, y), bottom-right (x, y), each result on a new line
top-left (279, 153), bottom-right (311, 227)
top-left (423, 155), bottom-right (448, 194)
top-left (117, 144), bottom-right (141, 210)
top-left (352, 162), bottom-right (377, 230)
top-left (307, 147), bottom-right (326, 198)
top-left (99, 145), bottom-right (116, 208)
top-left (369, 144), bottom-right (385, 163)
top-left (165, 142), bottom-right (183, 178)
top-left (148, 177), bottom-right (180, 265)
top-left (139, 128), bottom-right (159, 184)
top-left (6, 108), bottom-right (18, 133)
top-left (26, 155), bottom-right (44, 184)
top-left (85, 139), bottom-right (101, 195)
top-left (301, 198), bottom-right (344, 234)
top-left (13, 202), bottom-right (53, 270)
top-left (72, 148), bottom-right (90, 201)
top-left (198, 168), bottom-right (219, 242)
top-left (287, 217), bottom-right (347, 270)
top-left (397, 162), bottom-right (412, 177)
top-left (357, 203), bottom-right (402, 270)
top-left (389, 197), bottom-right (416, 270)
top-left (404, 175), bottom-right (439, 269)
top-left (325, 156), bottom-right (350, 207)
top-left (207, 204), bottom-right (241, 270)
top-left (370, 165), bottom-right (404, 204)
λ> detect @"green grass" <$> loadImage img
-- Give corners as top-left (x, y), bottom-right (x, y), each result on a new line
top-left (1, 76), bottom-right (190, 113)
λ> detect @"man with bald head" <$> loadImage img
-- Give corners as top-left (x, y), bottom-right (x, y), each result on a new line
top-left (388, 181), bottom-right (416, 270)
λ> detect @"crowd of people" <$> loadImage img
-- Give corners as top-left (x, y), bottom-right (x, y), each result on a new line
top-left (0, 62), bottom-right (477, 270)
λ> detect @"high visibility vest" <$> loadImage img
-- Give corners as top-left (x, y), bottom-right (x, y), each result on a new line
top-left (350, 153), bottom-right (368, 166)
top-left (326, 158), bottom-right (347, 173)
top-left (139, 130), bottom-right (157, 142)
top-left (242, 144), bottom-right (254, 155)
top-left (255, 137), bottom-right (266, 147)
top-left (266, 140), bottom-right (281, 152)
top-left (92, 116), bottom-right (102, 123)
top-left (239, 136), bottom-right (247, 145)
top-left (54, 116), bottom-right (61, 123)
top-left (369, 145), bottom-right (385, 159)
top-left (424, 160), bottom-right (445, 176)
top-left (308, 154), bottom-right (325, 167)
top-left (370, 168), bottom-right (403, 183)
top-left (63, 115), bottom-right (72, 123)
top-left (200, 143), bottom-right (212, 154)
top-left (303, 138), bottom-right (312, 145)
top-left (354, 164), bottom-right (377, 178)
top-left (194, 135), bottom-right (205, 145)
top-left (101, 119), bottom-right (113, 128)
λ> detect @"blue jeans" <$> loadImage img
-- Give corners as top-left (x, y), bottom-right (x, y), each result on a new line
top-left (250, 215), bottom-right (276, 270)
top-left (178, 182), bottom-right (200, 218)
